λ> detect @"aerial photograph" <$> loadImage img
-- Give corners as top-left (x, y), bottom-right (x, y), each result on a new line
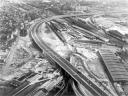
top-left (0, 0), bottom-right (128, 96)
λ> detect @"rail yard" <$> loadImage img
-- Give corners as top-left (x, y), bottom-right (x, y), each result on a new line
top-left (0, 0), bottom-right (128, 96)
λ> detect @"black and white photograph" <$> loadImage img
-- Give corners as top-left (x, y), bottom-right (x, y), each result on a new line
top-left (0, 0), bottom-right (128, 96)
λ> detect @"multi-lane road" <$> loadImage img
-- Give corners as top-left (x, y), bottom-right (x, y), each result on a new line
top-left (30, 14), bottom-right (117, 96)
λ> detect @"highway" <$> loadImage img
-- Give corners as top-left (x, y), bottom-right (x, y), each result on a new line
top-left (72, 81), bottom-right (88, 96)
top-left (72, 53), bottom-right (117, 96)
top-left (30, 14), bottom-right (116, 96)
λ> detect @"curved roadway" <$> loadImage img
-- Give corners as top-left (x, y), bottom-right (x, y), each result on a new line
top-left (30, 14), bottom-right (116, 96)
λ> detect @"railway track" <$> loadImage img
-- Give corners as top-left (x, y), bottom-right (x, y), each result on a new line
top-left (73, 16), bottom-right (127, 48)
top-left (26, 76), bottom-right (64, 96)
top-left (30, 14), bottom-right (117, 96)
